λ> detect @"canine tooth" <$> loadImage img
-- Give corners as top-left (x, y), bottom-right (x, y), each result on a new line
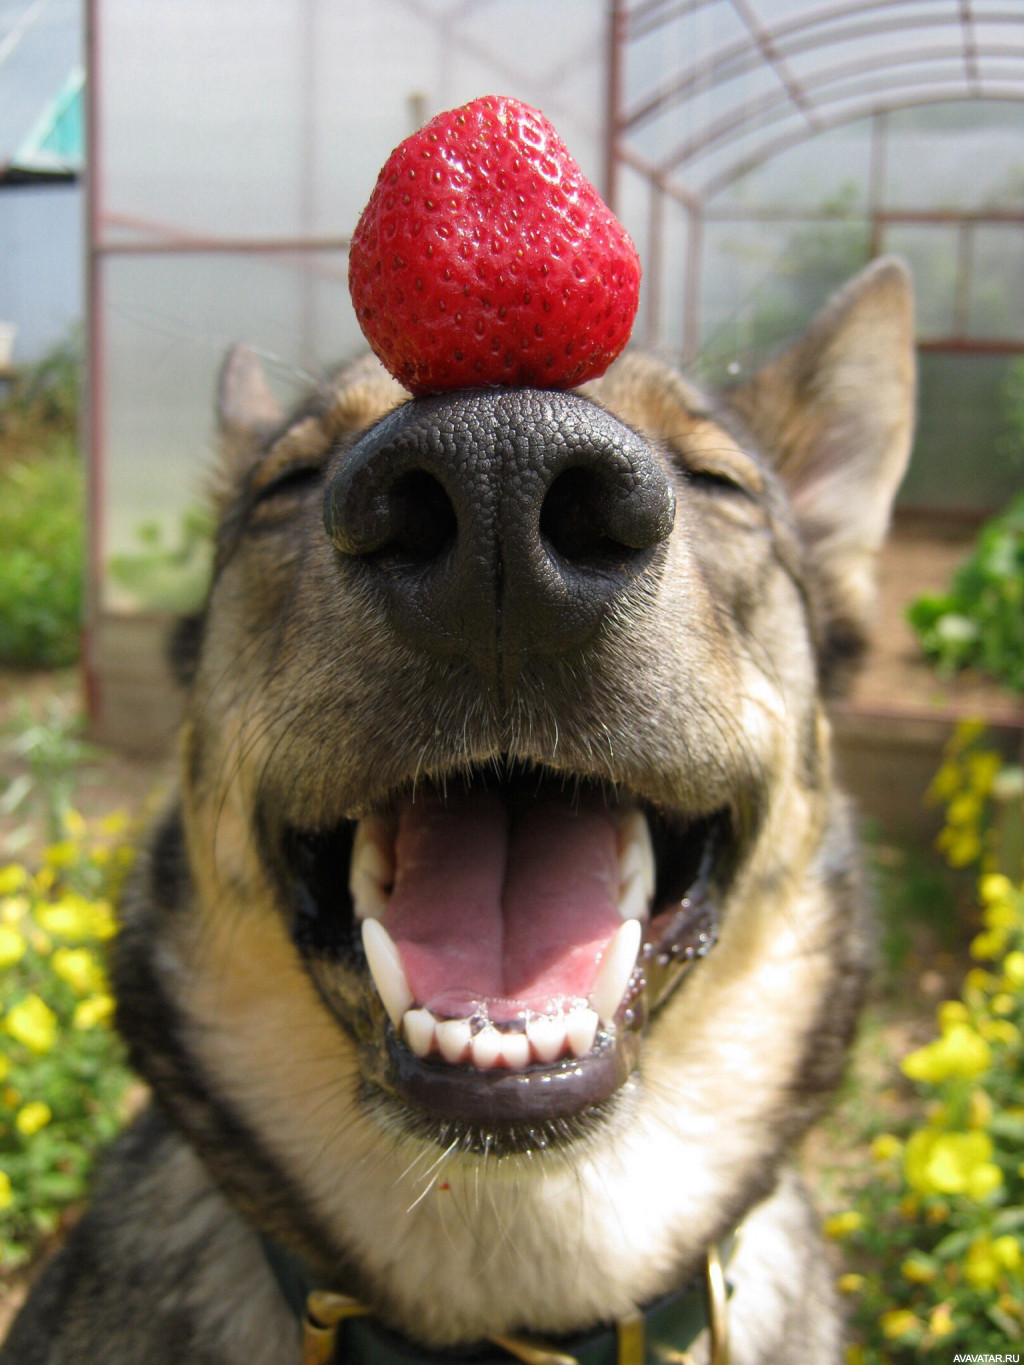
top-left (566, 1007), bottom-right (599, 1058)
top-left (361, 920), bottom-right (413, 1028)
top-left (349, 817), bottom-right (394, 920)
top-left (350, 870), bottom-right (389, 922)
top-left (403, 1008), bottom-right (436, 1059)
top-left (471, 1024), bottom-right (502, 1069)
top-left (498, 1031), bottom-right (531, 1071)
top-left (617, 871), bottom-right (648, 924)
top-left (618, 810), bottom-right (655, 901)
top-left (436, 1018), bottom-right (472, 1064)
top-left (590, 918), bottom-right (642, 1024)
top-left (526, 1014), bottom-right (566, 1064)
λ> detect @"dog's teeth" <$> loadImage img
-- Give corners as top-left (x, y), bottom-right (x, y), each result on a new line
top-left (361, 920), bottom-right (414, 1028)
top-left (403, 1008), bottom-right (436, 1058)
top-left (566, 1006), bottom-right (599, 1058)
top-left (590, 917), bottom-right (642, 1024)
top-left (617, 871), bottom-right (649, 924)
top-left (618, 809), bottom-right (655, 904)
top-left (471, 1024), bottom-right (502, 1069)
top-left (436, 1018), bottom-right (473, 1064)
top-left (498, 1031), bottom-right (530, 1071)
top-left (349, 816), bottom-right (394, 921)
top-left (350, 871), bottom-right (388, 922)
top-left (526, 1014), bottom-right (566, 1064)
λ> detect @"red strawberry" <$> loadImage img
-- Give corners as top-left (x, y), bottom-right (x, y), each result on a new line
top-left (348, 96), bottom-right (641, 396)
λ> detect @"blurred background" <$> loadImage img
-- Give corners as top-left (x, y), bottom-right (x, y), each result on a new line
top-left (0, 2), bottom-right (1023, 1354)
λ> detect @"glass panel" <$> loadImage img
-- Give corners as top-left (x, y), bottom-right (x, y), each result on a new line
top-left (99, 250), bottom-right (353, 613)
top-left (880, 225), bottom-right (959, 339)
top-left (697, 217), bottom-right (870, 382)
top-left (969, 228), bottom-right (1024, 339)
top-left (901, 353), bottom-right (1024, 513)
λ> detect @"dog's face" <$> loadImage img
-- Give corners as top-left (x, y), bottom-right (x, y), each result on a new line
top-left (121, 261), bottom-right (913, 1347)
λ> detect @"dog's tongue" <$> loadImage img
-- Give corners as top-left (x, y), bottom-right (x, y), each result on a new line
top-left (381, 789), bottom-right (622, 1023)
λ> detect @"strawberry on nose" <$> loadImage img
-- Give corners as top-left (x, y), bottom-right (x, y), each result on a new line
top-left (348, 96), bottom-right (641, 395)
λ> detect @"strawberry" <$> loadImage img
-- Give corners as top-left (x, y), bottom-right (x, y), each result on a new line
top-left (348, 96), bottom-right (641, 396)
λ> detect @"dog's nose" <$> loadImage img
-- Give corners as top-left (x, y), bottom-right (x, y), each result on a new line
top-left (323, 388), bottom-right (674, 676)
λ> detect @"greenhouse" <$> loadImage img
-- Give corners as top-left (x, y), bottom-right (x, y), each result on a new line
top-left (85, 0), bottom-right (1024, 798)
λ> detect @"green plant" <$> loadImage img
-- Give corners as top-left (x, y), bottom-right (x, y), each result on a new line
top-left (0, 333), bottom-right (80, 467)
top-left (0, 450), bottom-right (84, 668)
top-left (907, 491), bottom-right (1024, 692)
top-left (0, 810), bottom-right (135, 1271)
top-left (834, 726), bottom-right (1024, 1361)
top-left (107, 506), bottom-right (214, 614)
top-left (1, 700), bottom-right (96, 846)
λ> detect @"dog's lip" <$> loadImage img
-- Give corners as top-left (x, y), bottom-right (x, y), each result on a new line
top-left (271, 770), bottom-right (728, 1129)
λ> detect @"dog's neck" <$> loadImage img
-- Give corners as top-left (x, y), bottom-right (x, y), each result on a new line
top-left (260, 1228), bottom-right (733, 1364)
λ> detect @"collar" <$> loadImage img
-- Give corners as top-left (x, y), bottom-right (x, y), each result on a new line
top-left (261, 1233), bottom-right (733, 1365)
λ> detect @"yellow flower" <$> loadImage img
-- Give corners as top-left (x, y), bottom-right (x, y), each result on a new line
top-left (928, 1303), bottom-right (955, 1338)
top-left (979, 1018), bottom-right (1020, 1046)
top-left (43, 841), bottom-right (77, 869)
top-left (0, 866), bottom-right (28, 897)
top-left (925, 1199), bottom-right (949, 1224)
top-left (880, 1309), bottom-right (921, 1340)
top-left (980, 873), bottom-right (1015, 903)
top-left (904, 1129), bottom-right (1002, 1197)
top-left (5, 995), bottom-right (58, 1054)
top-left (994, 1235), bottom-right (1022, 1272)
top-left (0, 1169), bottom-right (12, 1211)
top-left (965, 749), bottom-right (1002, 792)
top-left (99, 810), bottom-right (130, 837)
top-left (51, 948), bottom-right (104, 996)
top-left (73, 994), bottom-right (114, 1030)
top-left (970, 928), bottom-right (1007, 961)
top-left (964, 1236), bottom-right (1002, 1289)
top-left (837, 1273), bottom-right (864, 1294)
top-left (1, 896), bottom-right (28, 925)
top-left (36, 895), bottom-right (117, 943)
top-left (984, 901), bottom-right (1019, 931)
top-left (928, 760), bottom-right (962, 802)
top-left (937, 1000), bottom-right (969, 1029)
top-left (61, 809), bottom-right (86, 841)
top-left (968, 1088), bottom-right (994, 1129)
top-left (0, 1055), bottom-right (10, 1083)
top-left (15, 1101), bottom-right (51, 1136)
top-left (1004, 951), bottom-right (1024, 987)
top-left (901, 1255), bottom-right (937, 1284)
top-left (947, 791), bottom-right (982, 826)
top-left (870, 1133), bottom-right (903, 1162)
top-left (33, 867), bottom-right (54, 893)
top-left (902, 1024), bottom-right (991, 1083)
top-left (823, 1210), bottom-right (862, 1239)
top-left (965, 967), bottom-right (996, 993)
top-left (938, 828), bottom-right (981, 867)
top-left (991, 992), bottom-right (1017, 1016)
top-left (0, 926), bottom-right (26, 969)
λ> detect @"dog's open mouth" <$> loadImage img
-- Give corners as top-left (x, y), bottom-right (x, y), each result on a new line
top-left (276, 767), bottom-right (729, 1132)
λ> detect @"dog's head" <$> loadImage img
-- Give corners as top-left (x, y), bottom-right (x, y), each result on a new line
top-left (123, 259), bottom-right (913, 1344)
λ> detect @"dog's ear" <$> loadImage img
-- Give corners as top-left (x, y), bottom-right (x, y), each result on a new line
top-left (726, 257), bottom-right (915, 681)
top-left (214, 345), bottom-right (284, 504)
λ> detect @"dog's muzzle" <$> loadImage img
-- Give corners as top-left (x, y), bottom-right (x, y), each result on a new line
top-left (323, 387), bottom-right (675, 679)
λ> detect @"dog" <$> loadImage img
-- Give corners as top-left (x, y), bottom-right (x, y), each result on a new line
top-left (1, 258), bottom-right (915, 1364)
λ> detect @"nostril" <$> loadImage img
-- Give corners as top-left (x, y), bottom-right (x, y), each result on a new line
top-left (540, 467), bottom-right (625, 566)
top-left (378, 470), bottom-right (457, 564)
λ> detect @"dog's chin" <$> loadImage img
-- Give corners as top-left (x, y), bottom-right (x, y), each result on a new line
top-left (263, 762), bottom-right (732, 1152)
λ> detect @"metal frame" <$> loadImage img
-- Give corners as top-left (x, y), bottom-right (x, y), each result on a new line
top-left (606, 0), bottom-right (1024, 360)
